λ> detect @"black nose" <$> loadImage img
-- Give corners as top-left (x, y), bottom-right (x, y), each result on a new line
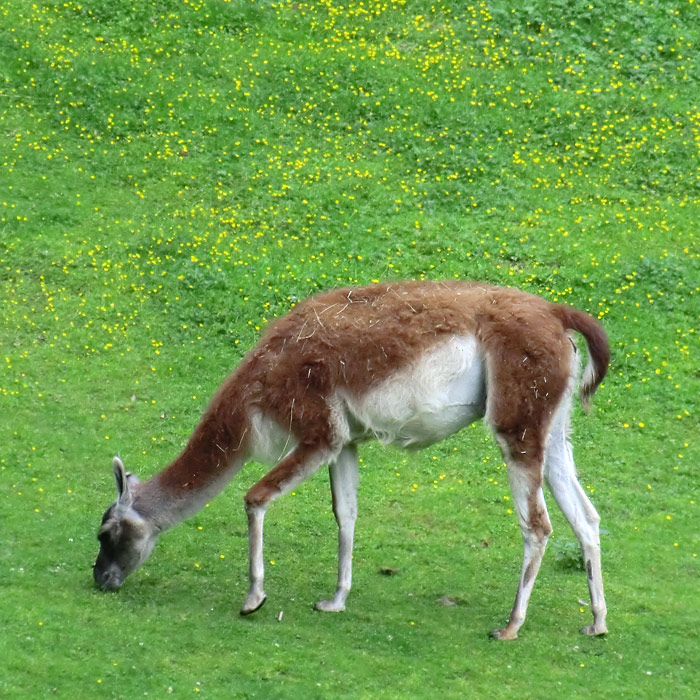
top-left (93, 564), bottom-right (123, 591)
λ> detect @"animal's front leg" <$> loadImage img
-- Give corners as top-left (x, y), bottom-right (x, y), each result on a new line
top-left (240, 443), bottom-right (332, 616)
top-left (315, 445), bottom-right (359, 612)
top-left (240, 504), bottom-right (267, 615)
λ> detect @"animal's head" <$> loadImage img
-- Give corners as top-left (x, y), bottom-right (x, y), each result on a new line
top-left (93, 457), bottom-right (158, 591)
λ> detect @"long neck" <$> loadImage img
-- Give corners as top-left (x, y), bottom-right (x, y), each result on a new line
top-left (134, 391), bottom-right (251, 531)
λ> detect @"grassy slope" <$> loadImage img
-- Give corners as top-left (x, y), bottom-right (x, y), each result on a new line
top-left (1, 0), bottom-right (699, 697)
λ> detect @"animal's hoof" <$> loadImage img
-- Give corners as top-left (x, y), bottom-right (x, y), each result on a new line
top-left (240, 594), bottom-right (267, 616)
top-left (580, 623), bottom-right (607, 636)
top-left (490, 627), bottom-right (518, 641)
top-left (314, 599), bottom-right (345, 613)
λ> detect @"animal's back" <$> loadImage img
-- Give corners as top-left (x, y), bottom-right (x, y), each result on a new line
top-left (251, 281), bottom-right (559, 389)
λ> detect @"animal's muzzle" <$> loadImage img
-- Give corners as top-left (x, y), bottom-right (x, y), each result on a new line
top-left (93, 563), bottom-right (124, 591)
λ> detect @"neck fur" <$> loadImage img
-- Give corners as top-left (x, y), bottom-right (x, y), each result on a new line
top-left (133, 390), bottom-right (251, 531)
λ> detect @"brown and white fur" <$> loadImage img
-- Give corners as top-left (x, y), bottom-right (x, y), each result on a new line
top-left (94, 281), bottom-right (610, 639)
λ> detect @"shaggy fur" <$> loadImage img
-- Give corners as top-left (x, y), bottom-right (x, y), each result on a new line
top-left (94, 281), bottom-right (610, 639)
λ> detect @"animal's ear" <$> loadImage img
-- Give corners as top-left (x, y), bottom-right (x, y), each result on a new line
top-left (113, 456), bottom-right (137, 505)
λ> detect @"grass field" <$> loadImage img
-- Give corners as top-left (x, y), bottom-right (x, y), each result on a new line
top-left (1, 0), bottom-right (699, 697)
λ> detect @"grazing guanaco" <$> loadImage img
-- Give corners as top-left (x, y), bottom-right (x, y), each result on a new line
top-left (94, 281), bottom-right (609, 639)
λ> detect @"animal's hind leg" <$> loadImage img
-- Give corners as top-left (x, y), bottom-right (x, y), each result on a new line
top-left (490, 440), bottom-right (553, 641)
top-left (545, 412), bottom-right (607, 635)
top-left (482, 327), bottom-right (575, 638)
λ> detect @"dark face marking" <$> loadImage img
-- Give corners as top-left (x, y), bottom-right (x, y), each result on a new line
top-left (93, 506), bottom-right (155, 591)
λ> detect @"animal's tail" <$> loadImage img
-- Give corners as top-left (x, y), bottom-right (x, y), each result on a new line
top-left (556, 305), bottom-right (610, 412)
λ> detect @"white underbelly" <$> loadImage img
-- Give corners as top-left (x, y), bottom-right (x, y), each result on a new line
top-left (342, 334), bottom-right (486, 448)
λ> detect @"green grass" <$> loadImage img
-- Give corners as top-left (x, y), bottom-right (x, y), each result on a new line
top-left (1, 0), bottom-right (699, 697)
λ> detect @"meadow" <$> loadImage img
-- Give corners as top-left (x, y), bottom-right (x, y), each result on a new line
top-left (1, 0), bottom-right (699, 697)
